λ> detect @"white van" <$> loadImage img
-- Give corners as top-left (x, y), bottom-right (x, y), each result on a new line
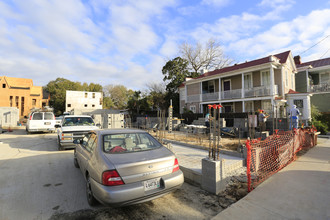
top-left (26, 111), bottom-right (56, 133)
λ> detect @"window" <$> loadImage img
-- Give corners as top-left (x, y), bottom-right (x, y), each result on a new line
top-left (85, 93), bottom-right (88, 98)
top-left (294, 100), bottom-right (303, 108)
top-left (92, 104), bottom-right (95, 107)
top-left (202, 80), bottom-right (215, 93)
top-left (244, 101), bottom-right (254, 112)
top-left (261, 100), bottom-right (272, 113)
top-left (32, 99), bottom-right (36, 106)
top-left (261, 71), bottom-right (270, 86)
top-left (67, 104), bottom-right (71, 107)
top-left (244, 73), bottom-right (253, 89)
top-left (2, 84), bottom-right (5, 88)
top-left (9, 96), bottom-right (13, 107)
top-left (92, 93), bottom-right (95, 98)
top-left (86, 133), bottom-right (97, 152)
top-left (44, 112), bottom-right (54, 120)
top-left (189, 105), bottom-right (196, 113)
top-left (32, 113), bottom-right (43, 120)
top-left (320, 72), bottom-right (330, 83)
top-left (21, 97), bottom-right (24, 116)
top-left (16, 96), bottom-right (19, 107)
top-left (84, 104), bottom-right (88, 107)
top-left (285, 70), bottom-right (288, 86)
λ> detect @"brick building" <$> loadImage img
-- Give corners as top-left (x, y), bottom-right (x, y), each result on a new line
top-left (0, 76), bottom-right (50, 118)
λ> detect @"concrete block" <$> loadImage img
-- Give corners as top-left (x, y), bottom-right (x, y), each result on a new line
top-left (202, 158), bottom-right (228, 194)
top-left (255, 131), bottom-right (269, 140)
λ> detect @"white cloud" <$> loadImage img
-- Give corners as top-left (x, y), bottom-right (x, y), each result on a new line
top-left (201, 0), bottom-right (230, 7)
top-left (228, 9), bottom-right (330, 60)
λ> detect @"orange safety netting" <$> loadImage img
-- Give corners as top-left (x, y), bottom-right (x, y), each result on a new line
top-left (246, 128), bottom-right (317, 191)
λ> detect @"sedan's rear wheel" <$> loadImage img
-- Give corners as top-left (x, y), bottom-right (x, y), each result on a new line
top-left (86, 175), bottom-right (97, 206)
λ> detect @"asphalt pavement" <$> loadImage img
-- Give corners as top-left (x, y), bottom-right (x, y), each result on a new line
top-left (212, 137), bottom-right (330, 220)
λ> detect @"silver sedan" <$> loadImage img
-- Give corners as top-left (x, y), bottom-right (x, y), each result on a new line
top-left (73, 129), bottom-right (184, 207)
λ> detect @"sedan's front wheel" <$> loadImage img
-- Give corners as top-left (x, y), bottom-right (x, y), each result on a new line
top-left (86, 175), bottom-right (97, 206)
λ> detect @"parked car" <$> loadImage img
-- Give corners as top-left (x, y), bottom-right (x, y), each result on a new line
top-left (57, 115), bottom-right (99, 150)
top-left (26, 111), bottom-right (56, 133)
top-left (73, 129), bottom-right (184, 207)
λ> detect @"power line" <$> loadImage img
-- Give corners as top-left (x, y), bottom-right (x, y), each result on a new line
top-left (320, 48), bottom-right (330, 59)
top-left (300, 35), bottom-right (330, 55)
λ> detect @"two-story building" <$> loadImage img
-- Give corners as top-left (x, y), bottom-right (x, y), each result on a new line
top-left (65, 90), bottom-right (103, 113)
top-left (179, 51), bottom-right (297, 116)
top-left (295, 56), bottom-right (330, 114)
top-left (0, 76), bottom-right (49, 118)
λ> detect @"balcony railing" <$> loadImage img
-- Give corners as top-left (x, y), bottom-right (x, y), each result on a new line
top-left (187, 94), bottom-right (200, 103)
top-left (202, 92), bottom-right (219, 101)
top-left (221, 89), bottom-right (242, 100)
top-left (186, 85), bottom-right (279, 102)
top-left (244, 85), bottom-right (278, 97)
top-left (310, 83), bottom-right (330, 93)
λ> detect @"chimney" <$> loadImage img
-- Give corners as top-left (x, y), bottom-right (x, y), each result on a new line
top-left (294, 55), bottom-right (301, 65)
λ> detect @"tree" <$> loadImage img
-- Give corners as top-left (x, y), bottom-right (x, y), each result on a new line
top-left (179, 38), bottom-right (233, 74)
top-left (162, 57), bottom-right (198, 94)
top-left (103, 84), bottom-right (133, 109)
top-left (145, 82), bottom-right (168, 110)
top-left (45, 78), bottom-right (103, 115)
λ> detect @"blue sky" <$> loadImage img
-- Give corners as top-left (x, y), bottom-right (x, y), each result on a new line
top-left (1, 0), bottom-right (330, 90)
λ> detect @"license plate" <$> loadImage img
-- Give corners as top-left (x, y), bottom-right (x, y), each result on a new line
top-left (144, 178), bottom-right (160, 191)
top-left (44, 122), bottom-right (51, 125)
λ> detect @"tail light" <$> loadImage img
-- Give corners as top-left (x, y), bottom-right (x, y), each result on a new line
top-left (29, 115), bottom-right (32, 120)
top-left (102, 170), bottom-right (124, 186)
top-left (172, 158), bottom-right (179, 173)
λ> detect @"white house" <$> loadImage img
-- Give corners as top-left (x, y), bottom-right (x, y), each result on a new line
top-left (65, 90), bottom-right (103, 113)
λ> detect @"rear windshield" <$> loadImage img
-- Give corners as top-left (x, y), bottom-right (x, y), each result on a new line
top-left (62, 117), bottom-right (95, 126)
top-left (103, 133), bottom-right (162, 154)
top-left (44, 113), bottom-right (54, 120)
top-left (32, 113), bottom-right (43, 120)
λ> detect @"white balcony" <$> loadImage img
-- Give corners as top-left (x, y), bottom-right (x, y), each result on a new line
top-left (187, 94), bottom-right (200, 103)
top-left (202, 92), bottom-right (219, 102)
top-left (220, 89), bottom-right (242, 100)
top-left (244, 85), bottom-right (278, 97)
top-left (310, 82), bottom-right (330, 93)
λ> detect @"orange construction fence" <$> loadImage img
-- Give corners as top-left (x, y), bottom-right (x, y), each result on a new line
top-left (246, 128), bottom-right (317, 192)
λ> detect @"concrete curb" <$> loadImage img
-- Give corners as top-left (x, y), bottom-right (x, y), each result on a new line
top-left (163, 139), bottom-right (245, 158)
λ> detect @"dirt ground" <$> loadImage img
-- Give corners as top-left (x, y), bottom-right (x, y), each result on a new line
top-left (50, 174), bottom-right (248, 220)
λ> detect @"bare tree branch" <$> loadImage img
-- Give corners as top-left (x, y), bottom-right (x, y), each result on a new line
top-left (179, 38), bottom-right (233, 74)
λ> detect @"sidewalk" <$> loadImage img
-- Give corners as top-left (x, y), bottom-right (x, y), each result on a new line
top-left (212, 138), bottom-right (330, 220)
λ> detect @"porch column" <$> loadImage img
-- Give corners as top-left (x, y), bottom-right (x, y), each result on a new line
top-left (242, 100), bottom-right (245, 112)
top-left (270, 66), bottom-right (275, 96)
top-left (200, 82), bottom-right (203, 102)
top-left (219, 77), bottom-right (222, 100)
top-left (185, 85), bottom-right (187, 103)
top-left (306, 70), bottom-right (310, 92)
top-left (241, 73), bottom-right (245, 98)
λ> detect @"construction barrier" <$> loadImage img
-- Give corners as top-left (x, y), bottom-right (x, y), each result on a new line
top-left (246, 128), bottom-right (317, 191)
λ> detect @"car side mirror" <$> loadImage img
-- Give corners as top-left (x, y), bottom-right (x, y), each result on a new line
top-left (96, 123), bottom-right (101, 128)
top-left (55, 124), bottom-right (61, 128)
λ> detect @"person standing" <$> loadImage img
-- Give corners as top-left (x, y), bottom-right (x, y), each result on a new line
top-left (289, 105), bottom-right (301, 129)
top-left (258, 109), bottom-right (268, 132)
top-left (205, 113), bottom-right (210, 128)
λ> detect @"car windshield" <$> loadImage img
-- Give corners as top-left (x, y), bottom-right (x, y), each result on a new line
top-left (62, 117), bottom-right (95, 126)
top-left (103, 133), bottom-right (162, 154)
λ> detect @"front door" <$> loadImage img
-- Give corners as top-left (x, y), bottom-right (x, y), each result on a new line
top-left (223, 80), bottom-right (231, 99)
